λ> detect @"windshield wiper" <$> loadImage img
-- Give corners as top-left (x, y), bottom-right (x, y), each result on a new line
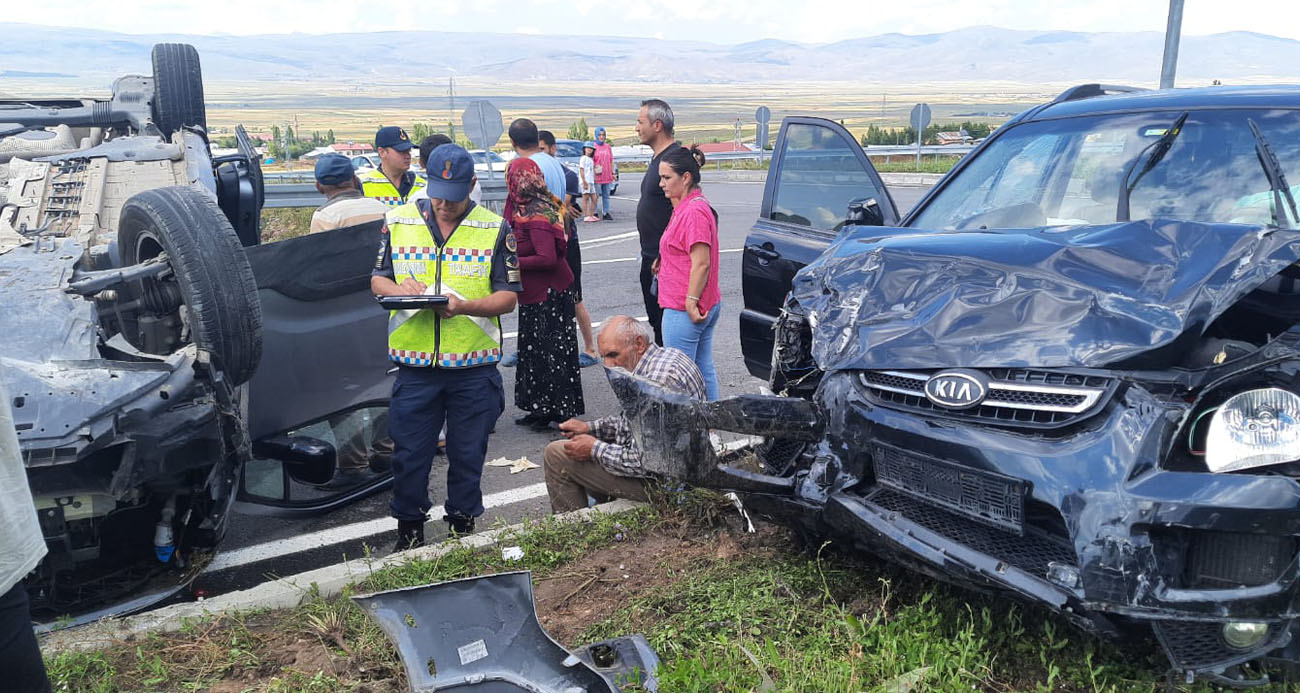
top-left (1247, 118), bottom-right (1299, 229)
top-left (1118, 111), bottom-right (1189, 222)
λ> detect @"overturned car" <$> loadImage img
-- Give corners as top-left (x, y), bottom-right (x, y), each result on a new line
top-left (2, 45), bottom-right (395, 624)
top-left (615, 86), bottom-right (1300, 686)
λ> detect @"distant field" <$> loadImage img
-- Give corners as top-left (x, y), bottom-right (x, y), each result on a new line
top-left (203, 79), bottom-right (1049, 149)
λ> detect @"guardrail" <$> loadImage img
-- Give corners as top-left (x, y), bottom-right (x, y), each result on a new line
top-left (265, 178), bottom-right (509, 211)
top-left (263, 144), bottom-right (974, 208)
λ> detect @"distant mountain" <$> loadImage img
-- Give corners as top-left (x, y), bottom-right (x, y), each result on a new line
top-left (1, 23), bottom-right (1298, 87)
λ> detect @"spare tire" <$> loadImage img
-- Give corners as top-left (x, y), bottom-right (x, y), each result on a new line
top-left (151, 43), bottom-right (206, 136)
top-left (118, 186), bottom-right (262, 385)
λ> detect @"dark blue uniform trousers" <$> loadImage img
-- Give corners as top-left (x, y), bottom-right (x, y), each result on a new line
top-left (388, 364), bottom-right (504, 522)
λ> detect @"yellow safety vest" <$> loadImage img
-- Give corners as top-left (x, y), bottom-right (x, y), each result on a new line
top-left (359, 168), bottom-right (424, 206)
top-left (386, 202), bottom-right (506, 368)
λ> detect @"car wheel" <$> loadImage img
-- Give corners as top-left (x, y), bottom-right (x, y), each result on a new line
top-left (151, 43), bottom-right (206, 136)
top-left (118, 186), bottom-right (262, 385)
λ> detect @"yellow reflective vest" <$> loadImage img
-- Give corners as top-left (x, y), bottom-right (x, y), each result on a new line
top-left (359, 168), bottom-right (423, 206)
top-left (385, 202), bottom-right (506, 368)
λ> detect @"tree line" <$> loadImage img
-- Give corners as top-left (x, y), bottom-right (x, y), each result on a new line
top-left (860, 121), bottom-right (993, 147)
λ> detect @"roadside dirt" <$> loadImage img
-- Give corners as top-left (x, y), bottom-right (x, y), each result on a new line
top-left (533, 520), bottom-right (791, 645)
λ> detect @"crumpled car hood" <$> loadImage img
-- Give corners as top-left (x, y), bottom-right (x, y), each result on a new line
top-left (791, 220), bottom-right (1300, 371)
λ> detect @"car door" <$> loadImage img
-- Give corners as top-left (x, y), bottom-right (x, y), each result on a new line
top-left (740, 117), bottom-right (899, 379)
top-left (239, 219), bottom-right (396, 514)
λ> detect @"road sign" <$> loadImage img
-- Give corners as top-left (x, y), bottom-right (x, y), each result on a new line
top-left (910, 103), bottom-right (932, 166)
top-left (755, 106), bottom-right (771, 125)
top-left (755, 106), bottom-right (772, 163)
top-left (909, 103), bottom-right (932, 132)
top-left (462, 100), bottom-right (504, 178)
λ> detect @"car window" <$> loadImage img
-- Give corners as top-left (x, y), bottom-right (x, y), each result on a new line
top-left (770, 122), bottom-right (884, 231)
top-left (911, 109), bottom-right (1300, 230)
top-left (555, 142), bottom-right (583, 158)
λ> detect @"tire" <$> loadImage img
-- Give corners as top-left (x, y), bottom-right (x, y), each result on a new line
top-left (151, 43), bottom-right (206, 136)
top-left (118, 186), bottom-right (262, 385)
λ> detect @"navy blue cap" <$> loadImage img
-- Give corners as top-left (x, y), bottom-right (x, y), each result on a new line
top-left (423, 144), bottom-right (476, 201)
top-left (314, 154), bottom-right (355, 185)
top-left (375, 126), bottom-right (414, 151)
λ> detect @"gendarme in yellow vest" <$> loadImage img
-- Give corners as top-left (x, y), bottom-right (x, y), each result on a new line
top-left (360, 168), bottom-right (425, 206)
top-left (386, 202), bottom-right (505, 368)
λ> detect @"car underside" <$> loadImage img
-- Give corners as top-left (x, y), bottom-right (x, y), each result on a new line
top-left (0, 44), bottom-right (265, 624)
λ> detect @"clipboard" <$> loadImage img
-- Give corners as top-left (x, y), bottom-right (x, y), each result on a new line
top-left (377, 295), bottom-right (449, 310)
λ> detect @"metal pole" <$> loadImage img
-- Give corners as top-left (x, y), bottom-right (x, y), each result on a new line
top-left (1160, 0), bottom-right (1184, 89)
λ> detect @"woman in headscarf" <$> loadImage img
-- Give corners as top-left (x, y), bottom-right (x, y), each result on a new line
top-left (506, 157), bottom-right (585, 430)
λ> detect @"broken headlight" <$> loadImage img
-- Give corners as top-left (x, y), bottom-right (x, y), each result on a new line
top-left (1205, 388), bottom-right (1300, 473)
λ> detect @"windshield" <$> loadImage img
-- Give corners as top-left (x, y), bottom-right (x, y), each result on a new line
top-left (554, 142), bottom-right (583, 158)
top-left (910, 108), bottom-right (1300, 230)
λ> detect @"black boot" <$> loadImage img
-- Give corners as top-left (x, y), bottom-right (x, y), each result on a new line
top-left (602, 212), bottom-right (613, 221)
top-left (443, 512), bottom-right (475, 535)
top-left (394, 519), bottom-right (425, 552)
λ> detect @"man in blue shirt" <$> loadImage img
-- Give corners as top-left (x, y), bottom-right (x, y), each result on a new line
top-left (508, 118), bottom-right (566, 201)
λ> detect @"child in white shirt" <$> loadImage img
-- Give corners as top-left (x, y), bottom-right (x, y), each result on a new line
top-left (579, 142), bottom-right (598, 222)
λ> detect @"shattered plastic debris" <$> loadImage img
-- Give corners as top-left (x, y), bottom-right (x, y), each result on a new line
top-left (485, 456), bottom-right (540, 474)
top-left (725, 492), bottom-right (757, 533)
top-left (501, 546), bottom-right (524, 562)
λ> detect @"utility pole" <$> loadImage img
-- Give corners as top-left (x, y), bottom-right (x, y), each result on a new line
top-left (448, 76), bottom-right (456, 138)
top-left (1160, 0), bottom-right (1184, 89)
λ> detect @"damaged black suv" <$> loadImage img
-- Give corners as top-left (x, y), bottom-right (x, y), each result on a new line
top-left (612, 85), bottom-right (1300, 686)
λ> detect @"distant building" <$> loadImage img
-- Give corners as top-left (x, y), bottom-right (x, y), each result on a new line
top-left (935, 130), bottom-right (973, 145)
top-left (331, 142), bottom-right (373, 155)
top-left (693, 141), bottom-right (752, 154)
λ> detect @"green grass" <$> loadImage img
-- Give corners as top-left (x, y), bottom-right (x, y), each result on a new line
top-left (42, 500), bottom-right (1294, 692)
top-left (260, 207), bottom-right (314, 243)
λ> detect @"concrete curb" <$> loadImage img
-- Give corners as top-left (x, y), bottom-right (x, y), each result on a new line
top-left (881, 172), bottom-right (945, 186)
top-left (40, 499), bottom-right (646, 654)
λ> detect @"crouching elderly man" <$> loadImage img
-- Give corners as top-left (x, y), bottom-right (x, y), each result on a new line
top-left (545, 315), bottom-right (705, 512)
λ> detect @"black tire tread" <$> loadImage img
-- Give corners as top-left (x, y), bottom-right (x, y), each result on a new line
top-left (119, 187), bottom-right (262, 385)
top-left (151, 43), bottom-right (206, 135)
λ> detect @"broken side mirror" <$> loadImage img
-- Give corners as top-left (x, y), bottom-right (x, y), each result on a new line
top-left (252, 435), bottom-right (337, 485)
top-left (846, 197), bottom-right (885, 227)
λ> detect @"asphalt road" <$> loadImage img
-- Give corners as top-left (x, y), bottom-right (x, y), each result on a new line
top-left (196, 181), bottom-right (930, 598)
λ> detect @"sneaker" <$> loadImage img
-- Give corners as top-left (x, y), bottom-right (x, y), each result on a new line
top-left (602, 213), bottom-right (613, 221)
top-left (578, 352), bottom-right (600, 368)
top-left (443, 512), bottom-right (476, 535)
top-left (583, 216), bottom-right (599, 223)
top-left (501, 351), bottom-right (518, 367)
top-left (394, 519), bottom-right (425, 552)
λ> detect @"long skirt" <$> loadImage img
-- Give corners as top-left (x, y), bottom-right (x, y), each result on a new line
top-left (515, 287), bottom-right (585, 421)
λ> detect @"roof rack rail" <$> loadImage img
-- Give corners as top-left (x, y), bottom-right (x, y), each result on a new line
top-left (1051, 84), bottom-right (1148, 105)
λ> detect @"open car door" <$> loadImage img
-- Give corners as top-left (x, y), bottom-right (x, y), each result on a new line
top-left (740, 117), bottom-right (899, 379)
top-left (240, 219), bottom-right (395, 515)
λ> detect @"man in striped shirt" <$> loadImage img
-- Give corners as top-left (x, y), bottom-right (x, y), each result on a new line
top-left (545, 315), bottom-right (706, 512)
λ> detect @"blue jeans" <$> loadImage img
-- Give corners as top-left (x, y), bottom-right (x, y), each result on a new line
top-left (388, 365), bottom-right (504, 521)
top-left (662, 302), bottom-right (721, 400)
top-left (596, 182), bottom-right (612, 215)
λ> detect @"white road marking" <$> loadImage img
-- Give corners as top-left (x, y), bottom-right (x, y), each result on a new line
top-left (207, 483), bottom-right (550, 572)
top-left (583, 247), bottom-right (742, 266)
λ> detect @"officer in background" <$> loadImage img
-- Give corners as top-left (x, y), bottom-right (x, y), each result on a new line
top-left (370, 144), bottom-right (521, 550)
top-left (359, 126), bottom-right (422, 206)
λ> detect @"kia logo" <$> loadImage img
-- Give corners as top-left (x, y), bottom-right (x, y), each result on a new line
top-left (924, 370), bottom-right (988, 409)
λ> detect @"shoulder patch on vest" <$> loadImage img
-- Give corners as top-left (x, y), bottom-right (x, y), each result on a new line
top-left (504, 232), bottom-right (517, 252)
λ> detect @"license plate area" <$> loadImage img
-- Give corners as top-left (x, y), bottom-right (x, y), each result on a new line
top-left (872, 443), bottom-right (1026, 534)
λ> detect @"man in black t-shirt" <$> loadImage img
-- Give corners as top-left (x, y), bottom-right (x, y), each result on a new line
top-left (634, 98), bottom-right (681, 346)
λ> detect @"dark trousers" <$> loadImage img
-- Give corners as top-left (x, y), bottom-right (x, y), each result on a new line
top-left (639, 255), bottom-right (664, 346)
top-left (0, 582), bottom-right (52, 693)
top-left (388, 365), bottom-right (504, 521)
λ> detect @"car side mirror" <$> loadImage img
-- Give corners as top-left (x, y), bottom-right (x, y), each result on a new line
top-left (846, 197), bottom-right (885, 227)
top-left (252, 435), bottom-right (337, 485)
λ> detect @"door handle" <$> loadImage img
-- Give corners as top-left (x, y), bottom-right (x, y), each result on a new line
top-left (746, 244), bottom-right (781, 262)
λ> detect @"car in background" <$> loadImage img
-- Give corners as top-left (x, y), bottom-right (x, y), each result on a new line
top-left (468, 149), bottom-right (509, 176)
top-left (350, 154), bottom-right (380, 171)
top-left (555, 138), bottom-right (618, 195)
top-left (613, 84), bottom-right (1300, 687)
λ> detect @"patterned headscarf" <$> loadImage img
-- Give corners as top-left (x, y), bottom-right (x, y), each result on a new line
top-left (505, 157), bottom-right (566, 233)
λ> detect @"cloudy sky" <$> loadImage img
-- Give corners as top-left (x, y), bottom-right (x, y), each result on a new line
top-left (4, 0), bottom-right (1299, 44)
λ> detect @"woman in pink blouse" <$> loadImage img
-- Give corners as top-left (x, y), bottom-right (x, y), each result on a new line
top-left (653, 144), bottom-right (721, 399)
